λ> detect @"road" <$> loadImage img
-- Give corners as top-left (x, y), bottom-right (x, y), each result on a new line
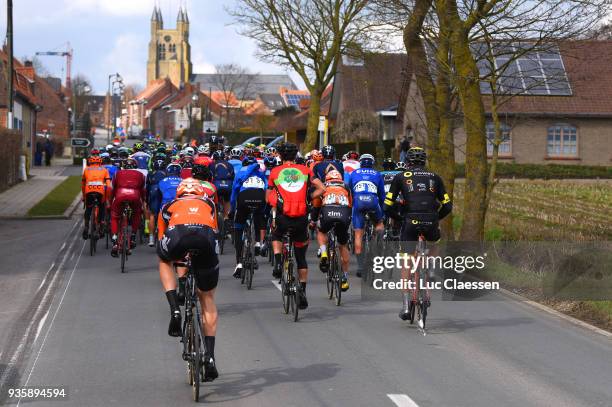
top-left (0, 213), bottom-right (610, 407)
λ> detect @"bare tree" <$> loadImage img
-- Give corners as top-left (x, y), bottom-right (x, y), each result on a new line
top-left (230, 0), bottom-right (375, 151)
top-left (211, 63), bottom-right (259, 132)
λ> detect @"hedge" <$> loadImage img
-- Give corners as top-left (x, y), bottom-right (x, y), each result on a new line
top-left (455, 163), bottom-right (612, 179)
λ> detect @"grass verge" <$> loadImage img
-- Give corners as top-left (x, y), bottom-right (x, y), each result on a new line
top-left (28, 176), bottom-right (81, 217)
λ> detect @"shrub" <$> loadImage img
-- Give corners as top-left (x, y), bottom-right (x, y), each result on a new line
top-left (455, 163), bottom-right (611, 179)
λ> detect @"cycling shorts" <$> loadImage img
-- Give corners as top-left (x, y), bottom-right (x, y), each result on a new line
top-left (352, 194), bottom-right (383, 229)
top-left (235, 189), bottom-right (266, 225)
top-left (400, 213), bottom-right (440, 252)
top-left (157, 224), bottom-right (219, 292)
top-left (214, 180), bottom-right (232, 201)
top-left (272, 214), bottom-right (309, 245)
top-left (318, 205), bottom-right (351, 245)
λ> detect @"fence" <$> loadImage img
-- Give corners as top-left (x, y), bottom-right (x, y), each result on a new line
top-left (0, 129), bottom-right (22, 192)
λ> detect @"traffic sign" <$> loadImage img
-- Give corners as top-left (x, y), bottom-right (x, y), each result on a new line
top-left (176, 109), bottom-right (190, 130)
top-left (71, 138), bottom-right (91, 148)
top-left (203, 121), bottom-right (219, 134)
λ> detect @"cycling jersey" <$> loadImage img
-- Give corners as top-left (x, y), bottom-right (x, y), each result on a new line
top-left (104, 164), bottom-right (119, 181)
top-left (212, 160), bottom-right (235, 199)
top-left (342, 159), bottom-right (360, 174)
top-left (383, 167), bottom-right (451, 217)
top-left (147, 170), bottom-right (167, 213)
top-left (230, 163), bottom-right (267, 212)
top-left (82, 165), bottom-right (111, 201)
top-left (158, 196), bottom-right (218, 236)
top-left (158, 175), bottom-right (183, 207)
top-left (228, 158), bottom-right (242, 175)
top-left (268, 163), bottom-right (313, 218)
top-left (318, 180), bottom-right (352, 245)
top-left (110, 169), bottom-right (146, 236)
top-left (349, 167), bottom-right (386, 229)
top-left (312, 159), bottom-right (344, 182)
top-left (381, 170), bottom-right (402, 194)
top-left (198, 180), bottom-right (218, 205)
top-left (130, 151), bottom-right (151, 170)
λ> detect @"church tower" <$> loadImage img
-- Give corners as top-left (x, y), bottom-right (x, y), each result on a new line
top-left (146, 5), bottom-right (192, 87)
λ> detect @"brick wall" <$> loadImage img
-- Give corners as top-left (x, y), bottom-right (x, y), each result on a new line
top-left (0, 129), bottom-right (22, 192)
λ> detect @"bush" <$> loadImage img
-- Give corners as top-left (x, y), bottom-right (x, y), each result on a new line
top-left (455, 163), bottom-right (612, 179)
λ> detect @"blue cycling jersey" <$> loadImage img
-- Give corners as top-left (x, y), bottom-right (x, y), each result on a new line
top-left (349, 167), bottom-right (386, 229)
top-left (104, 164), bottom-right (118, 181)
top-left (158, 175), bottom-right (182, 207)
top-left (131, 152), bottom-right (151, 170)
top-left (228, 159), bottom-right (242, 175)
top-left (230, 163), bottom-right (267, 211)
top-left (212, 160), bottom-right (235, 182)
top-left (312, 159), bottom-right (344, 182)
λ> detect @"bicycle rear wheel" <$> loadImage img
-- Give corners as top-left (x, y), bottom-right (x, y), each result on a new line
top-left (281, 267), bottom-right (290, 314)
top-left (326, 266), bottom-right (334, 300)
top-left (89, 208), bottom-right (97, 256)
top-left (246, 221), bottom-right (255, 290)
top-left (191, 318), bottom-right (201, 401)
top-left (185, 319), bottom-right (194, 385)
top-left (120, 219), bottom-right (128, 273)
top-left (333, 254), bottom-right (342, 306)
top-left (218, 215), bottom-right (225, 255)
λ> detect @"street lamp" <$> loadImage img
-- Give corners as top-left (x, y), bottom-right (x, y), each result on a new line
top-left (189, 92), bottom-right (200, 143)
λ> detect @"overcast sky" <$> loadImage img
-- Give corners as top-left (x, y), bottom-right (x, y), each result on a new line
top-left (0, 0), bottom-right (303, 93)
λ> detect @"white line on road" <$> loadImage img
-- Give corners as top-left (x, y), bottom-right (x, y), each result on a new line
top-left (18, 239), bottom-right (86, 407)
top-left (34, 311), bottom-right (49, 343)
top-left (271, 279), bottom-right (282, 292)
top-left (387, 394), bottom-right (420, 407)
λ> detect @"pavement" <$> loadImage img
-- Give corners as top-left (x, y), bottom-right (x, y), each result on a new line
top-left (0, 158), bottom-right (81, 218)
top-left (0, 213), bottom-right (610, 406)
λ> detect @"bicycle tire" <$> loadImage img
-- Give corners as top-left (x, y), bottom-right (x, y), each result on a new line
top-left (105, 219), bottom-right (109, 250)
top-left (333, 255), bottom-right (341, 306)
top-left (185, 319), bottom-right (194, 385)
top-left (281, 266), bottom-right (289, 314)
top-left (326, 264), bottom-right (334, 300)
top-left (192, 317), bottom-right (201, 402)
top-left (246, 220), bottom-right (255, 290)
top-left (89, 208), bottom-right (96, 256)
top-left (120, 218), bottom-right (128, 273)
top-left (219, 215), bottom-right (225, 255)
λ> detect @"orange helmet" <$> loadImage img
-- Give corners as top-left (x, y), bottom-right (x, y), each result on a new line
top-left (312, 150), bottom-right (323, 162)
top-left (177, 178), bottom-right (204, 198)
top-left (88, 156), bottom-right (102, 166)
top-left (325, 169), bottom-right (343, 183)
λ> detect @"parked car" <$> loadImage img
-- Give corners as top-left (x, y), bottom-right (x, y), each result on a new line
top-left (266, 135), bottom-right (285, 148)
top-left (239, 136), bottom-right (277, 147)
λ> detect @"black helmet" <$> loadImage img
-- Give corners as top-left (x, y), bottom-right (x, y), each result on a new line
top-left (122, 158), bottom-right (138, 169)
top-left (242, 156), bottom-right (258, 166)
top-left (382, 158), bottom-right (395, 171)
top-left (321, 145), bottom-right (336, 160)
top-left (279, 142), bottom-right (299, 162)
top-left (153, 155), bottom-right (167, 171)
top-left (407, 147), bottom-right (426, 166)
top-left (192, 164), bottom-right (213, 181)
top-left (212, 150), bottom-right (225, 161)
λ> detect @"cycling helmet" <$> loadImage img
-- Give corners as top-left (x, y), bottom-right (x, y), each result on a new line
top-left (88, 156), bottom-right (102, 166)
top-left (312, 150), bottom-right (323, 162)
top-left (122, 158), bottom-right (138, 169)
top-left (359, 153), bottom-right (375, 168)
top-left (407, 147), bottom-right (426, 166)
top-left (118, 147), bottom-right (129, 159)
top-left (321, 145), bottom-right (336, 160)
top-left (166, 163), bottom-right (182, 175)
top-left (395, 161), bottom-right (407, 170)
top-left (100, 153), bottom-right (111, 165)
top-left (157, 141), bottom-right (167, 148)
top-left (152, 155), bottom-right (168, 171)
top-left (177, 178), bottom-right (204, 198)
top-left (197, 145), bottom-right (207, 155)
top-left (105, 144), bottom-right (114, 151)
top-left (242, 156), bottom-right (258, 166)
top-left (212, 150), bottom-right (225, 161)
top-left (347, 150), bottom-right (359, 160)
top-left (184, 146), bottom-right (195, 156)
top-left (265, 147), bottom-right (277, 156)
top-left (253, 148), bottom-right (263, 158)
top-left (230, 148), bottom-right (242, 159)
top-left (192, 164), bottom-right (213, 181)
top-left (133, 142), bottom-right (144, 152)
top-left (341, 153), bottom-right (348, 161)
top-left (383, 158), bottom-right (395, 171)
top-left (181, 156), bottom-right (194, 169)
top-left (295, 153), bottom-right (306, 165)
top-left (325, 169), bottom-right (343, 183)
top-left (108, 147), bottom-right (118, 158)
top-left (278, 142), bottom-right (299, 162)
top-left (264, 155), bottom-right (278, 169)
top-left (90, 148), bottom-right (101, 156)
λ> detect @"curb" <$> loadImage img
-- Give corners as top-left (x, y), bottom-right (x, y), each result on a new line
top-left (499, 288), bottom-right (611, 338)
top-left (1, 194), bottom-right (83, 221)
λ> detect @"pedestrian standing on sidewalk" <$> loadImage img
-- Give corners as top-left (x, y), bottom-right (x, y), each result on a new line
top-left (44, 138), bottom-right (54, 166)
top-left (35, 139), bottom-right (43, 166)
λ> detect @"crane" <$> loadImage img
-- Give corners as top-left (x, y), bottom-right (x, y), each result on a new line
top-left (35, 43), bottom-right (73, 91)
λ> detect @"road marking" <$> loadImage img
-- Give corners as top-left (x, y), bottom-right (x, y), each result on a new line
top-left (18, 239), bottom-right (85, 406)
top-left (387, 394), bottom-right (420, 407)
top-left (34, 311), bottom-right (49, 343)
top-left (271, 279), bottom-right (282, 292)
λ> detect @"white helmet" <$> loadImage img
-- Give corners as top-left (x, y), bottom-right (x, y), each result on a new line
top-left (197, 145), bottom-right (207, 154)
top-left (184, 146), bottom-right (195, 156)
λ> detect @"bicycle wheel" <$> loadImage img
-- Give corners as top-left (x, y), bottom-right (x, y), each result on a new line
top-left (89, 208), bottom-right (97, 256)
top-left (326, 261), bottom-right (334, 300)
top-left (246, 221), bottom-right (255, 290)
top-left (105, 216), bottom-right (110, 250)
top-left (333, 254), bottom-right (342, 306)
top-left (185, 319), bottom-right (194, 385)
top-left (281, 265), bottom-right (290, 314)
top-left (218, 215), bottom-right (225, 255)
top-left (120, 219), bottom-right (128, 273)
top-left (192, 318), bottom-right (201, 402)
top-left (409, 271), bottom-right (419, 324)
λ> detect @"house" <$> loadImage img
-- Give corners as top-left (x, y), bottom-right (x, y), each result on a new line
top-left (328, 54), bottom-right (408, 157)
top-left (127, 78), bottom-right (177, 136)
top-left (401, 40), bottom-right (612, 166)
top-left (35, 72), bottom-right (70, 143)
top-left (0, 53), bottom-right (39, 163)
top-left (191, 74), bottom-right (298, 100)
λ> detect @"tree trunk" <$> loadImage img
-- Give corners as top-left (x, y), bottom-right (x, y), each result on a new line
top-left (303, 86), bottom-right (322, 152)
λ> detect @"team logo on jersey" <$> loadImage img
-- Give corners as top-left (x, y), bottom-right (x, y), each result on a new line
top-left (189, 207), bottom-right (199, 214)
top-left (404, 171), bottom-right (413, 178)
top-left (276, 168), bottom-right (307, 192)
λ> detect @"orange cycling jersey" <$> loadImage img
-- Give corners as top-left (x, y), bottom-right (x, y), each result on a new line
top-left (157, 196), bottom-right (217, 239)
top-left (82, 166), bottom-right (111, 202)
top-left (322, 181), bottom-right (352, 207)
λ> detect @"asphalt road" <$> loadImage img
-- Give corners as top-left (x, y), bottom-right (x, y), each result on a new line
top-left (0, 212), bottom-right (610, 407)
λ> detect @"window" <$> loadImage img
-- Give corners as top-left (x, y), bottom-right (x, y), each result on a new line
top-left (486, 122), bottom-right (512, 156)
top-left (169, 44), bottom-right (176, 53)
top-left (158, 44), bottom-right (166, 60)
top-left (547, 124), bottom-right (577, 157)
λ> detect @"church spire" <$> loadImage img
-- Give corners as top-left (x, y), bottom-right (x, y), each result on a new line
top-left (151, 6), bottom-right (158, 21)
top-left (177, 6), bottom-right (185, 22)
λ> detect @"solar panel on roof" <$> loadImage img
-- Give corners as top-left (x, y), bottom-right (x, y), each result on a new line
top-left (477, 44), bottom-right (572, 96)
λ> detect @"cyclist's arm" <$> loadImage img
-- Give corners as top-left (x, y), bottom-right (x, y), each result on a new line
top-left (310, 178), bottom-right (325, 200)
top-left (81, 170), bottom-right (87, 200)
top-left (383, 173), bottom-right (402, 212)
top-left (377, 175), bottom-right (386, 207)
top-left (435, 175), bottom-right (452, 220)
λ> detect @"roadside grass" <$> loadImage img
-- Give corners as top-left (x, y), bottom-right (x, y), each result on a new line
top-left (452, 179), bottom-right (612, 331)
top-left (28, 176), bottom-right (81, 217)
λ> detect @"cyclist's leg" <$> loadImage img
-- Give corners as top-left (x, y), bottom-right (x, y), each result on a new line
top-left (399, 218), bottom-right (420, 320)
top-left (129, 197), bottom-right (143, 248)
top-left (109, 195), bottom-right (122, 255)
top-left (292, 216), bottom-right (310, 309)
top-left (316, 208), bottom-right (332, 271)
top-left (352, 198), bottom-right (366, 255)
top-left (232, 195), bottom-right (249, 277)
top-left (271, 214), bottom-right (288, 278)
top-left (157, 226), bottom-right (183, 336)
top-left (83, 193), bottom-right (94, 239)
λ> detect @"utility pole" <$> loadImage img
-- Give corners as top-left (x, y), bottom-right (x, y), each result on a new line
top-left (6, 0), bottom-right (14, 129)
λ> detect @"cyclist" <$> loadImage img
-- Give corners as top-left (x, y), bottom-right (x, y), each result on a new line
top-left (311, 145), bottom-right (344, 226)
top-left (383, 147), bottom-right (452, 320)
top-left (81, 156), bottom-right (112, 240)
top-left (110, 158), bottom-right (146, 257)
top-left (180, 155), bottom-right (195, 179)
top-left (348, 153), bottom-right (386, 276)
top-left (131, 143), bottom-right (151, 173)
top-left (211, 150), bottom-right (235, 221)
top-left (317, 170), bottom-right (352, 291)
top-left (267, 143), bottom-right (325, 309)
top-left (342, 150), bottom-right (360, 178)
top-left (101, 153), bottom-right (118, 181)
top-left (157, 178), bottom-right (219, 382)
top-left (381, 158), bottom-right (403, 241)
top-left (230, 156), bottom-right (267, 278)
top-left (146, 157), bottom-right (168, 247)
top-left (192, 163), bottom-right (219, 205)
top-left (228, 148), bottom-right (243, 174)
top-left (158, 163), bottom-right (183, 209)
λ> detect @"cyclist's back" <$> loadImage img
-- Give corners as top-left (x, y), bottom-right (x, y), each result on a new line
top-left (158, 164), bottom-right (183, 207)
top-left (349, 159), bottom-right (385, 229)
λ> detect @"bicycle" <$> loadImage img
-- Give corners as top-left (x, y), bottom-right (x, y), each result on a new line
top-left (117, 202), bottom-right (133, 273)
top-left (280, 229), bottom-right (302, 322)
top-left (362, 211), bottom-right (375, 256)
top-left (405, 231), bottom-right (431, 335)
top-left (325, 227), bottom-right (342, 306)
top-left (178, 251), bottom-right (205, 402)
top-left (88, 194), bottom-right (103, 257)
top-left (240, 212), bottom-right (256, 290)
top-left (217, 208), bottom-right (226, 255)
top-left (265, 215), bottom-right (274, 265)
top-left (105, 209), bottom-right (111, 250)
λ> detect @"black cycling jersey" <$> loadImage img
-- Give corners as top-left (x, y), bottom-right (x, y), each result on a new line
top-left (383, 166), bottom-right (452, 219)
